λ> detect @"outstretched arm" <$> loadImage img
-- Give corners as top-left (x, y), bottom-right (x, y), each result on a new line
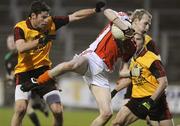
top-left (69, 9), bottom-right (96, 22)
top-left (69, 1), bottom-right (106, 22)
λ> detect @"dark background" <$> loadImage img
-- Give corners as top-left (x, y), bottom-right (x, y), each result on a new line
top-left (0, 0), bottom-right (180, 83)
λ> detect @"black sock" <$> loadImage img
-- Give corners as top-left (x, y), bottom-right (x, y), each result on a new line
top-left (28, 112), bottom-right (40, 126)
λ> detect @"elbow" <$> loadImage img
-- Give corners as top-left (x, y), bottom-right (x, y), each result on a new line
top-left (16, 47), bottom-right (24, 53)
top-left (17, 48), bottom-right (27, 53)
top-left (164, 80), bottom-right (168, 89)
top-left (16, 41), bottom-right (28, 53)
top-left (164, 77), bottom-right (168, 88)
top-left (16, 47), bottom-right (29, 53)
top-left (158, 77), bottom-right (168, 90)
top-left (104, 9), bottom-right (118, 22)
top-left (161, 79), bottom-right (168, 91)
top-left (63, 61), bottom-right (78, 71)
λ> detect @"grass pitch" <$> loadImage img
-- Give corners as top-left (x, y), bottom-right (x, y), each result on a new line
top-left (0, 107), bottom-right (180, 126)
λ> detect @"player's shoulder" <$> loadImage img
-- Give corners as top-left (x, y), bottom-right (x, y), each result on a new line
top-left (137, 51), bottom-right (160, 67)
top-left (145, 51), bottom-right (160, 60)
top-left (14, 20), bottom-right (27, 28)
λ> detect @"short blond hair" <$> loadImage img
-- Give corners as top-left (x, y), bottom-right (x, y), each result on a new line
top-left (131, 9), bottom-right (152, 22)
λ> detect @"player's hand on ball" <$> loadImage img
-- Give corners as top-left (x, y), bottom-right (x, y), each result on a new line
top-left (95, 1), bottom-right (106, 13)
top-left (111, 24), bottom-right (126, 41)
top-left (122, 28), bottom-right (135, 39)
top-left (111, 22), bottom-right (132, 41)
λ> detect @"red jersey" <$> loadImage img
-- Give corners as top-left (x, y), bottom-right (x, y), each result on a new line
top-left (88, 24), bottom-right (136, 71)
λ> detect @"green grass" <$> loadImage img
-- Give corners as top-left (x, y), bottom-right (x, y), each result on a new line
top-left (0, 107), bottom-right (180, 126)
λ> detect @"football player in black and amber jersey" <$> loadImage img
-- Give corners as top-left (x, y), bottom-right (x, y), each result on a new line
top-left (110, 9), bottom-right (171, 126)
top-left (5, 34), bottom-right (50, 126)
top-left (112, 33), bottom-right (174, 126)
top-left (11, 0), bottom-right (105, 126)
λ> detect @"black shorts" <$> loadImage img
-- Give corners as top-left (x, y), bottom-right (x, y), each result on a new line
top-left (125, 94), bottom-right (172, 121)
top-left (15, 66), bottom-right (57, 97)
top-left (31, 91), bottom-right (47, 110)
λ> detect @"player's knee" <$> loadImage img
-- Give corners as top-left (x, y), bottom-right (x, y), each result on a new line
top-left (112, 121), bottom-right (121, 126)
top-left (52, 109), bottom-right (63, 116)
top-left (68, 57), bottom-right (87, 70)
top-left (52, 108), bottom-right (63, 123)
top-left (112, 121), bottom-right (119, 126)
top-left (112, 118), bottom-right (126, 126)
top-left (26, 107), bottom-right (34, 114)
top-left (15, 105), bottom-right (27, 117)
top-left (50, 104), bottom-right (63, 115)
top-left (63, 61), bottom-right (78, 70)
top-left (101, 110), bottom-right (113, 120)
top-left (112, 116), bottom-right (125, 126)
top-left (112, 120), bottom-right (125, 126)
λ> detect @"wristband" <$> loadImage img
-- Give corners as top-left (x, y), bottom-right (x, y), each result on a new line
top-left (111, 89), bottom-right (118, 98)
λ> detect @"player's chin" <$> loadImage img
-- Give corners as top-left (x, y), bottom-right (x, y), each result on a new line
top-left (41, 24), bottom-right (47, 29)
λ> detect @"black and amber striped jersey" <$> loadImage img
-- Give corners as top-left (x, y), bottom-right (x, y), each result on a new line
top-left (129, 49), bottom-right (165, 98)
top-left (14, 16), bottom-right (69, 74)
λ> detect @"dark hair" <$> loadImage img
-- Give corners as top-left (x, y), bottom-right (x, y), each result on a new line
top-left (29, 0), bottom-right (50, 17)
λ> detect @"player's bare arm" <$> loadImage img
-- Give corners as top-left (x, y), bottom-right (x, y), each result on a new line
top-left (116, 78), bottom-right (131, 91)
top-left (15, 39), bottom-right (39, 53)
top-left (150, 76), bottom-right (168, 100)
top-left (15, 34), bottom-right (55, 53)
top-left (111, 78), bottom-right (131, 98)
top-left (119, 67), bottom-right (141, 77)
top-left (69, 9), bottom-right (96, 22)
top-left (69, 1), bottom-right (106, 22)
top-left (104, 8), bottom-right (135, 39)
top-left (104, 9), bottom-right (129, 30)
top-left (111, 63), bottom-right (131, 98)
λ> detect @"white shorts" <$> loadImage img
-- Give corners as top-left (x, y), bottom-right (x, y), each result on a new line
top-left (15, 85), bottom-right (30, 101)
top-left (43, 90), bottom-right (61, 105)
top-left (81, 51), bottom-right (110, 88)
top-left (15, 85), bottom-right (61, 105)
